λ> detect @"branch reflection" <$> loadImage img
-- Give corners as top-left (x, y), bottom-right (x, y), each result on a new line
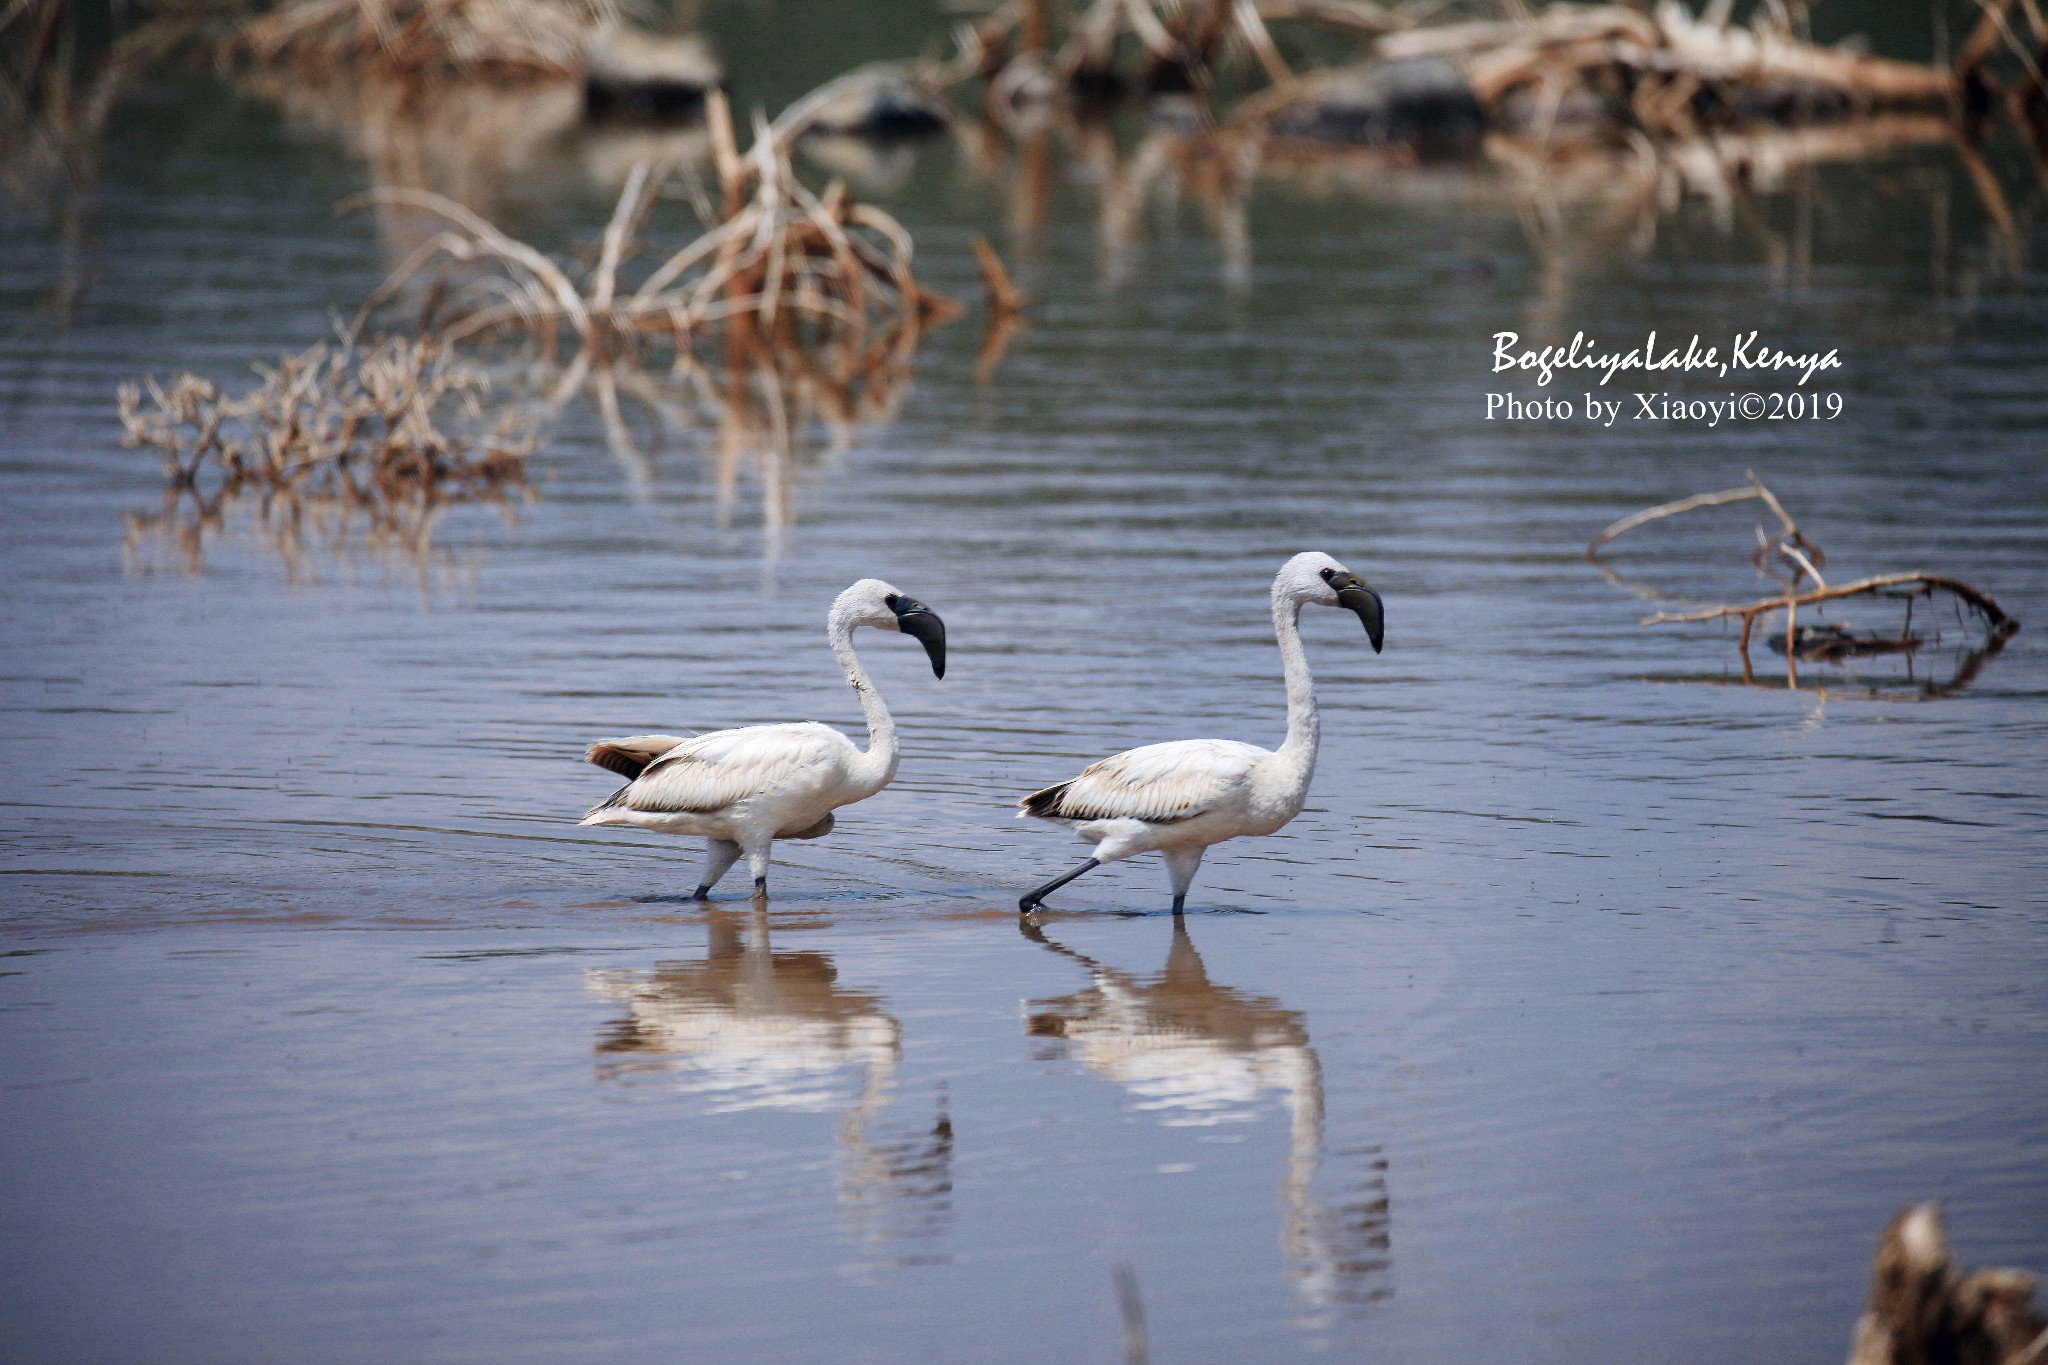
top-left (537, 342), bottom-right (912, 549)
top-left (1021, 914), bottom-right (1390, 1312)
top-left (954, 102), bottom-right (2016, 323)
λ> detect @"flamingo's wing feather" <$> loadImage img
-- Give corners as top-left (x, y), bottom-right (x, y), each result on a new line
top-left (601, 724), bottom-right (851, 815)
top-left (584, 735), bottom-right (690, 780)
top-left (1020, 739), bottom-right (1266, 824)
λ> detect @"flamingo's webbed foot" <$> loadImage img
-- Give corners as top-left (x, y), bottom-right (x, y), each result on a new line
top-left (1020, 858), bottom-right (1100, 914)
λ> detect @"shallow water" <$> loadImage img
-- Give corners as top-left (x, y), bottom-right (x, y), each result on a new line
top-left (4, 27), bottom-right (2048, 1365)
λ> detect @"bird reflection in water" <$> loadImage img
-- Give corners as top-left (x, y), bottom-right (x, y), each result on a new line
top-left (1021, 914), bottom-right (1391, 1314)
top-left (586, 905), bottom-right (952, 1255)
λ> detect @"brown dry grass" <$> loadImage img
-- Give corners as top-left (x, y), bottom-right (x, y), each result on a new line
top-left (119, 335), bottom-right (532, 573)
top-left (227, 0), bottom-right (618, 80)
top-left (355, 91), bottom-right (960, 379)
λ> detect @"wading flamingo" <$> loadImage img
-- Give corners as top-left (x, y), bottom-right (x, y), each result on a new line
top-left (1016, 552), bottom-right (1382, 913)
top-left (579, 579), bottom-right (945, 897)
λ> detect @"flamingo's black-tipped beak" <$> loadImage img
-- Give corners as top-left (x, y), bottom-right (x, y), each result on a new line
top-left (886, 594), bottom-right (946, 678)
top-left (1323, 570), bottom-right (1384, 653)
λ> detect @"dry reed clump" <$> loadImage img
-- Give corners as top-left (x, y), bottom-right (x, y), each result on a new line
top-left (118, 336), bottom-right (532, 571)
top-left (357, 91), bottom-right (960, 374)
top-left (1847, 1203), bottom-right (2044, 1365)
top-left (933, 0), bottom-right (1305, 108)
top-left (227, 0), bottom-right (618, 80)
top-left (1588, 472), bottom-right (2020, 691)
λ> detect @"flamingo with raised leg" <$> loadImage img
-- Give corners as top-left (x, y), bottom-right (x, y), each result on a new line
top-left (578, 578), bottom-right (945, 898)
top-left (1016, 552), bottom-right (1382, 913)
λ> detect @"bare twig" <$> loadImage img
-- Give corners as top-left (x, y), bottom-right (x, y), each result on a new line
top-left (1586, 482), bottom-right (1772, 556)
top-left (972, 234), bottom-right (1027, 313)
top-left (1642, 573), bottom-right (2016, 633)
top-left (1593, 475), bottom-right (2019, 688)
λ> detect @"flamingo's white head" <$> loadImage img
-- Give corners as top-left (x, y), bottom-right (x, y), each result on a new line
top-left (831, 578), bottom-right (948, 678)
top-left (1275, 551), bottom-right (1384, 654)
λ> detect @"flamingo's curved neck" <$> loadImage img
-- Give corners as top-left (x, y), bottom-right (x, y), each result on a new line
top-left (830, 617), bottom-right (899, 795)
top-left (1270, 588), bottom-right (1319, 803)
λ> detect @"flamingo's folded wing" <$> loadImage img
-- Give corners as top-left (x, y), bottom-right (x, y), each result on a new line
top-left (585, 735), bottom-right (690, 780)
top-left (1020, 739), bottom-right (1264, 824)
top-left (602, 723), bottom-right (850, 816)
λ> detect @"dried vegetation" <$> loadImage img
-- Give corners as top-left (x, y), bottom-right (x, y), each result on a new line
top-left (119, 336), bottom-right (532, 573)
top-left (225, 0), bottom-right (620, 80)
top-left (71, 0), bottom-right (2048, 569)
top-left (1848, 1204), bottom-right (2044, 1365)
top-left (332, 84), bottom-right (982, 529)
top-left (360, 91), bottom-right (959, 370)
top-left (904, 2), bottom-right (2048, 314)
top-left (1589, 473), bottom-right (2021, 693)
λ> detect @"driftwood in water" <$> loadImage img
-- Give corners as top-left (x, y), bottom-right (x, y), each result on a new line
top-left (1847, 1204), bottom-right (2045, 1365)
top-left (931, 0), bottom-right (1985, 152)
top-left (1244, 2), bottom-right (1960, 152)
top-left (1589, 473), bottom-right (2020, 688)
top-left (1246, 56), bottom-right (1487, 154)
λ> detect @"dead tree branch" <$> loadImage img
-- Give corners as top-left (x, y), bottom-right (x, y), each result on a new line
top-left (1590, 474), bottom-right (2020, 690)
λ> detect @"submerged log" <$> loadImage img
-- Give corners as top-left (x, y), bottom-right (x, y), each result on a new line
top-left (1254, 57), bottom-right (1488, 156)
top-left (777, 64), bottom-right (950, 140)
top-left (582, 27), bottom-right (723, 123)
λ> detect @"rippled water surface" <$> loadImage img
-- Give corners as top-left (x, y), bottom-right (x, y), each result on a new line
top-left (4, 15), bottom-right (2048, 1362)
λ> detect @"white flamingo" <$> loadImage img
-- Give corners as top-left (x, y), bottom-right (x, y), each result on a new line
top-left (1017, 551), bottom-right (1383, 913)
top-left (578, 579), bottom-right (946, 897)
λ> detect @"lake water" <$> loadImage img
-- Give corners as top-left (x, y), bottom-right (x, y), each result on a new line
top-left (3, 13), bottom-right (2046, 1362)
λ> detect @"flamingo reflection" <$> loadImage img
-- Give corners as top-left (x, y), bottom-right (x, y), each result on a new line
top-left (1021, 914), bottom-right (1390, 1310)
top-left (587, 905), bottom-right (951, 1250)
